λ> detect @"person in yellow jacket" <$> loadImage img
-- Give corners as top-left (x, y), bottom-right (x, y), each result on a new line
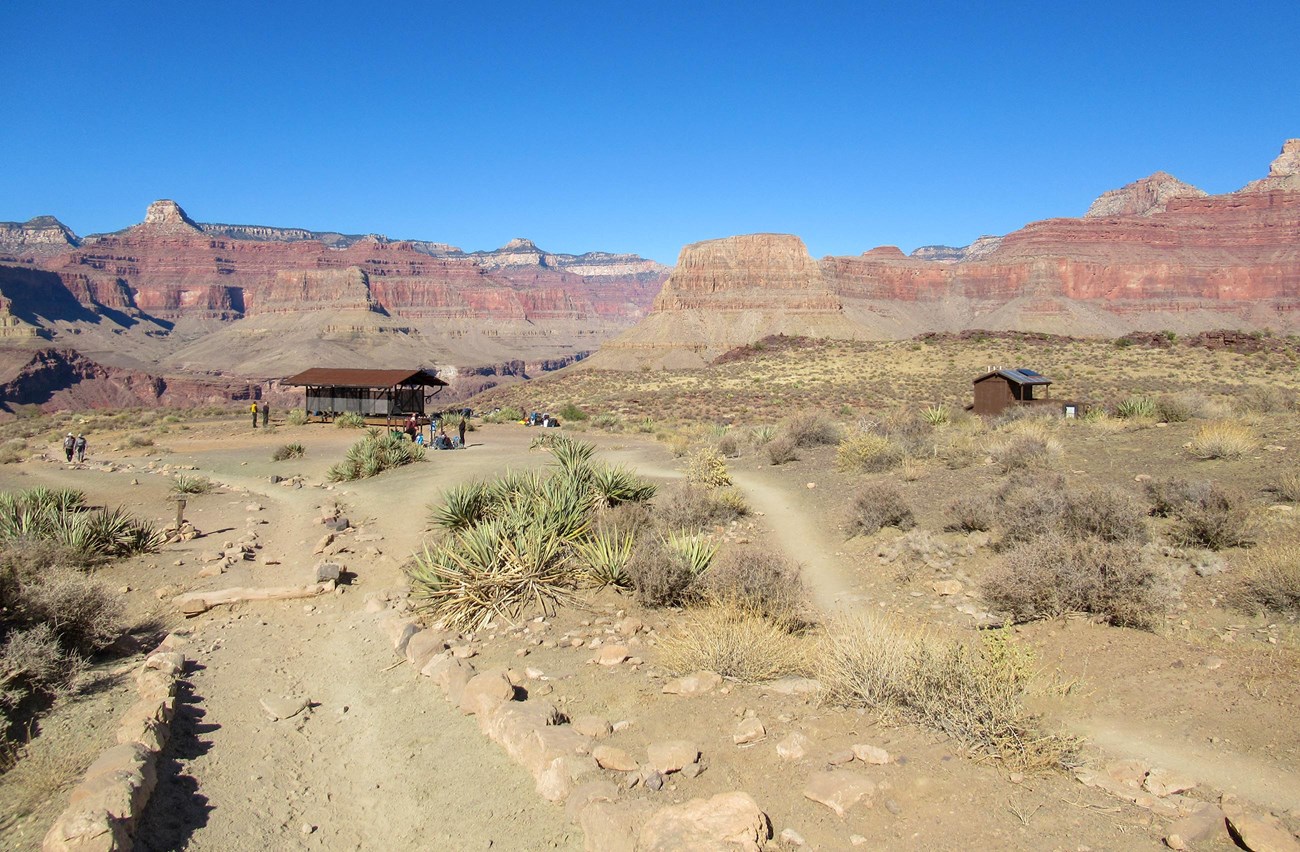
top-left (251, 401), bottom-right (259, 428)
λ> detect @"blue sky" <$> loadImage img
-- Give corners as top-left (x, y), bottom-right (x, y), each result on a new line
top-left (2, 1), bottom-right (1295, 264)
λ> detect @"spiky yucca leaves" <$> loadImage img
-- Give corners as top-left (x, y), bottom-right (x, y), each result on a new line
top-left (171, 473), bottom-right (212, 494)
top-left (431, 480), bottom-right (491, 531)
top-left (334, 411), bottom-right (367, 428)
top-left (546, 435), bottom-right (596, 474)
top-left (664, 530), bottom-right (717, 577)
top-left (327, 430), bottom-right (425, 481)
top-left (0, 488), bottom-right (162, 559)
top-left (589, 464), bottom-right (657, 509)
top-left (574, 529), bottom-right (634, 589)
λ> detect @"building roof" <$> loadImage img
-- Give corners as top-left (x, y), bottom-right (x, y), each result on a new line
top-left (281, 368), bottom-right (448, 388)
top-left (973, 368), bottom-right (1053, 386)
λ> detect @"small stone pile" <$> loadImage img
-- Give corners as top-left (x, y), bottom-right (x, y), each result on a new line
top-left (42, 634), bottom-right (192, 851)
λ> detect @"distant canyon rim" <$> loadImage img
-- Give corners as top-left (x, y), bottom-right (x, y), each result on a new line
top-left (1, 139), bottom-right (1298, 411)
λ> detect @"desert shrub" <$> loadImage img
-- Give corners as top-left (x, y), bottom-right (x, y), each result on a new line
top-left (748, 424), bottom-right (778, 446)
top-left (846, 482), bottom-right (915, 536)
top-left (991, 477), bottom-right (1147, 545)
top-left (836, 432), bottom-right (904, 473)
top-left (124, 433), bottom-right (154, 448)
top-left (664, 434), bottom-right (690, 458)
top-left (1144, 478), bottom-right (1199, 517)
top-left (716, 433), bottom-right (741, 458)
top-left (327, 429), bottom-right (424, 481)
top-left (593, 501), bottom-right (653, 540)
top-left (1234, 534), bottom-right (1300, 614)
top-left (685, 447), bottom-right (732, 487)
top-left (657, 605), bottom-right (810, 682)
top-left (947, 492), bottom-right (994, 532)
top-left (171, 474), bottom-right (212, 494)
top-left (556, 402), bottom-right (588, 422)
top-left (0, 440), bottom-right (26, 465)
top-left (986, 432), bottom-right (1061, 474)
top-left (624, 536), bottom-right (699, 608)
top-left (483, 406), bottom-right (525, 424)
top-left (1188, 421), bottom-right (1258, 460)
top-left (783, 411), bottom-right (841, 448)
top-left (15, 567), bottom-right (122, 654)
top-left (920, 405), bottom-right (950, 427)
top-left (936, 432), bottom-right (984, 470)
top-left (334, 411), bottom-right (367, 428)
top-left (1268, 470), bottom-right (1300, 503)
top-left (271, 442), bottom-right (305, 462)
top-left (1154, 394), bottom-right (1195, 423)
top-left (1169, 483), bottom-right (1253, 550)
top-left (285, 409), bottom-right (309, 426)
top-left (983, 535), bottom-right (1164, 629)
top-left (591, 413), bottom-right (623, 432)
top-left (694, 546), bottom-right (805, 630)
top-left (655, 486), bottom-right (748, 533)
top-left (1115, 395), bottom-right (1157, 420)
top-left (765, 434), bottom-right (798, 465)
top-left (0, 624), bottom-right (81, 731)
top-left (1234, 385), bottom-right (1295, 414)
top-left (1057, 486), bottom-right (1149, 543)
top-left (818, 618), bottom-right (1070, 770)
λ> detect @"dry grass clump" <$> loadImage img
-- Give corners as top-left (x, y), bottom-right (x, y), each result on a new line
top-left (818, 617), bottom-right (1071, 770)
top-left (0, 440), bottom-right (26, 465)
top-left (334, 411), bottom-right (367, 428)
top-left (625, 536), bottom-right (702, 608)
top-left (946, 492), bottom-right (994, 532)
top-left (1170, 484), bottom-right (1254, 550)
top-left (716, 432), bottom-right (741, 458)
top-left (765, 434), bottom-right (798, 465)
top-left (695, 546), bottom-right (805, 630)
top-left (1154, 393), bottom-right (1209, 423)
top-left (685, 447), bottom-right (732, 487)
top-left (657, 605), bottom-right (810, 683)
top-left (846, 482), bottom-right (915, 536)
top-left (1233, 533), bottom-right (1300, 614)
top-left (1268, 470), bottom-right (1300, 503)
top-left (1234, 385), bottom-right (1295, 414)
top-left (986, 432), bottom-right (1062, 474)
top-left (982, 535), bottom-right (1164, 629)
top-left (1188, 421), bottom-right (1258, 460)
top-left (836, 432), bottom-right (904, 473)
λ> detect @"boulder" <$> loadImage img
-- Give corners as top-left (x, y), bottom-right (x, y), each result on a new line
top-left (646, 740), bottom-right (699, 774)
top-left (580, 800), bottom-right (656, 852)
top-left (593, 745), bottom-right (639, 772)
top-left (661, 670), bottom-right (723, 696)
top-left (803, 769), bottom-right (876, 816)
top-left (458, 670), bottom-right (516, 716)
top-left (776, 732), bottom-right (811, 761)
top-left (637, 791), bottom-right (770, 851)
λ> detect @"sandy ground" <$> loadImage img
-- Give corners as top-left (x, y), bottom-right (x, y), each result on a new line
top-left (0, 416), bottom-right (1296, 850)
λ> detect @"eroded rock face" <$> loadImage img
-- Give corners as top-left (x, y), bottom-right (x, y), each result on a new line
top-left (1085, 171), bottom-right (1207, 218)
top-left (653, 234), bottom-right (839, 313)
top-left (1240, 138), bottom-right (1300, 192)
top-left (0, 215), bottom-right (80, 257)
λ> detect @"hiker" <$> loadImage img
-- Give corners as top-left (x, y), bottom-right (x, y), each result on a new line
top-left (260, 401), bottom-right (269, 428)
top-left (74, 434), bottom-right (87, 463)
top-left (457, 414), bottom-right (467, 449)
top-left (250, 401), bottom-right (258, 428)
top-left (406, 413), bottom-right (419, 441)
top-left (435, 428), bottom-right (452, 450)
top-left (62, 432), bottom-right (75, 462)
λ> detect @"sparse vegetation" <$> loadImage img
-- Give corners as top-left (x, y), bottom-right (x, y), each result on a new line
top-left (334, 411), bottom-right (367, 429)
top-left (1234, 533), bottom-right (1300, 614)
top-left (482, 406), bottom-right (525, 424)
top-left (765, 434), bottom-right (798, 465)
top-left (695, 545), bottom-right (805, 630)
top-left (285, 409), bottom-right (309, 426)
top-left (657, 605), bottom-right (809, 682)
top-left (0, 488), bottom-right (162, 561)
top-left (819, 618), bottom-right (1071, 770)
top-left (685, 447), bottom-right (732, 487)
top-left (836, 432), bottom-right (904, 473)
top-left (171, 473), bottom-right (212, 494)
top-left (1169, 482), bottom-right (1254, 550)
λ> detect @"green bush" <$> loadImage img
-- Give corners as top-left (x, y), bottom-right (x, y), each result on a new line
top-left (0, 489), bottom-right (161, 561)
top-left (285, 409), bottom-right (309, 426)
top-left (483, 406), bottom-right (525, 424)
top-left (271, 442), bottom-right (305, 461)
top-left (1116, 395), bottom-right (1157, 419)
top-left (334, 411), bottom-right (367, 428)
top-left (556, 402), bottom-right (589, 422)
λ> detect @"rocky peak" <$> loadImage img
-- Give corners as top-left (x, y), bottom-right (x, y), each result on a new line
top-left (502, 238), bottom-right (539, 252)
top-left (1085, 171), bottom-right (1206, 218)
top-left (140, 199), bottom-right (200, 232)
top-left (0, 215), bottom-right (80, 255)
top-left (909, 235), bottom-right (1003, 264)
top-left (1240, 139), bottom-right (1300, 192)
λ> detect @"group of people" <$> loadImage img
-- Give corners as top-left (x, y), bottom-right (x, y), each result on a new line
top-left (250, 401), bottom-right (270, 428)
top-left (401, 410), bottom-right (469, 450)
top-left (525, 411), bottom-right (561, 428)
top-left (62, 432), bottom-right (87, 463)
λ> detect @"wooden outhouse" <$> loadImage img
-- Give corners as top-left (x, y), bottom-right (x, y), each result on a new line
top-left (971, 368), bottom-right (1055, 416)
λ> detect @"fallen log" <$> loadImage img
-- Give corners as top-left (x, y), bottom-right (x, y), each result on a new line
top-left (172, 580), bottom-right (336, 615)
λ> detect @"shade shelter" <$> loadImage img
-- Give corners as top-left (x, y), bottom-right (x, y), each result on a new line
top-left (282, 368), bottom-right (447, 424)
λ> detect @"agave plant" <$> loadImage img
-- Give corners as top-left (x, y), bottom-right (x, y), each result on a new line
top-left (547, 435), bottom-right (596, 474)
top-left (920, 405), bottom-right (950, 427)
top-left (171, 474), bottom-right (212, 495)
top-left (1115, 395), bottom-right (1157, 420)
top-left (431, 480), bottom-right (491, 530)
top-left (334, 411), bottom-right (367, 428)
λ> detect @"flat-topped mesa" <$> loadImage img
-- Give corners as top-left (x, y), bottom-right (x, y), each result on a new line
top-left (0, 215), bottom-right (81, 257)
top-left (139, 199), bottom-right (201, 233)
top-left (1085, 171), bottom-right (1207, 218)
top-left (1239, 138), bottom-right (1300, 192)
top-left (654, 233), bottom-right (840, 312)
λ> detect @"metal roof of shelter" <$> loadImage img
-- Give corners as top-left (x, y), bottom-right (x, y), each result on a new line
top-left (973, 368), bottom-right (1053, 386)
top-left (281, 368), bottom-right (447, 388)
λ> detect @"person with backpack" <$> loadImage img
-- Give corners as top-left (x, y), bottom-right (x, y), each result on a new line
top-left (62, 432), bottom-right (75, 462)
top-left (74, 434), bottom-right (87, 463)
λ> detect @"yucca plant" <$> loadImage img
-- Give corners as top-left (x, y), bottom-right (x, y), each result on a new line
top-left (920, 405), bottom-right (950, 427)
top-left (574, 529), bottom-right (634, 589)
top-left (271, 442), bottom-right (305, 461)
top-left (664, 530), bottom-right (717, 577)
top-left (328, 430), bottom-right (424, 481)
top-left (749, 424), bottom-right (778, 446)
top-left (546, 435), bottom-right (596, 474)
top-left (431, 480), bottom-right (491, 530)
top-left (1116, 395), bottom-right (1157, 420)
top-left (589, 464), bottom-right (657, 509)
top-left (334, 411), bottom-right (367, 428)
top-left (171, 474), bottom-right (212, 495)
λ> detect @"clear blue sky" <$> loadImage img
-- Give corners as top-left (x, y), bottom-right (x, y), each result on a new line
top-left (3, 1), bottom-right (1295, 264)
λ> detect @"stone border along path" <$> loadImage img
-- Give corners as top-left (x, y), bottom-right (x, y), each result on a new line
top-left (371, 601), bottom-right (773, 851)
top-left (41, 633), bottom-right (193, 851)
